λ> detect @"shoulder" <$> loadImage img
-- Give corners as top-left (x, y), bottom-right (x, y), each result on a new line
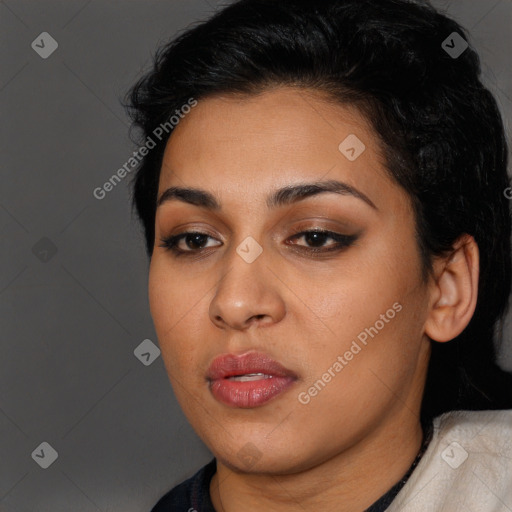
top-left (150, 458), bottom-right (217, 512)
top-left (434, 408), bottom-right (512, 438)
top-left (388, 409), bottom-right (512, 512)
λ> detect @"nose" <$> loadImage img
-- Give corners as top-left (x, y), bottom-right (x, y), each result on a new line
top-left (208, 243), bottom-right (286, 331)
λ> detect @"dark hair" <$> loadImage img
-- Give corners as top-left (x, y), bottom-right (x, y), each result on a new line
top-left (124, 0), bottom-right (512, 422)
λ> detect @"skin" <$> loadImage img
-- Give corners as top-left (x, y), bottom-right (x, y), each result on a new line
top-left (148, 87), bottom-right (479, 511)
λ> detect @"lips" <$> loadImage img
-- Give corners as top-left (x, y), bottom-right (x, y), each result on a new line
top-left (207, 352), bottom-right (298, 408)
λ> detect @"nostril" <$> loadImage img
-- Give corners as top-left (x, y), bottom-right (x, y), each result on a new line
top-left (248, 314), bottom-right (266, 325)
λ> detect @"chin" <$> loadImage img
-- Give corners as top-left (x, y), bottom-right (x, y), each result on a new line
top-left (218, 450), bottom-right (304, 475)
top-left (209, 430), bottom-right (318, 475)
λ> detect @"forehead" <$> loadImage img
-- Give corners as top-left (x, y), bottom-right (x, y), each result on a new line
top-left (158, 87), bottom-right (408, 216)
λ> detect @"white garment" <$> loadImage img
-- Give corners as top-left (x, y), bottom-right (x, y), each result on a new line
top-left (388, 409), bottom-right (512, 512)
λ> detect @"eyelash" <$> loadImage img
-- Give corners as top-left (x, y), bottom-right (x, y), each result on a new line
top-left (158, 228), bottom-right (358, 257)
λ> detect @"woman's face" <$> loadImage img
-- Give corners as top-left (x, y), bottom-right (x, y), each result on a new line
top-left (149, 87), bottom-right (432, 473)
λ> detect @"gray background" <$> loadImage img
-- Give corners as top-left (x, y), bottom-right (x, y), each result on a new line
top-left (1, 1), bottom-right (511, 511)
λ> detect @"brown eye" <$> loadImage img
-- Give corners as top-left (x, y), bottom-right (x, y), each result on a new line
top-left (287, 230), bottom-right (358, 253)
top-left (159, 231), bottom-right (221, 255)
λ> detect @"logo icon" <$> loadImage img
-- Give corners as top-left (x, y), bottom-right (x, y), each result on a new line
top-left (441, 441), bottom-right (468, 469)
top-left (31, 32), bottom-right (59, 59)
top-left (441, 32), bottom-right (468, 59)
top-left (134, 339), bottom-right (161, 366)
top-left (237, 442), bottom-right (263, 469)
top-left (236, 236), bottom-right (263, 263)
top-left (32, 442), bottom-right (58, 469)
top-left (339, 134), bottom-right (366, 161)
top-left (32, 237), bottom-right (58, 262)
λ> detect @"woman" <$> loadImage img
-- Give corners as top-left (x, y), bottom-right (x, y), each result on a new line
top-left (125, 0), bottom-right (512, 510)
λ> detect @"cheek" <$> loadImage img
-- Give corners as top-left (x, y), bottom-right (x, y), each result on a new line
top-left (295, 301), bottom-right (426, 431)
top-left (299, 243), bottom-right (426, 386)
top-left (148, 261), bottom-right (196, 363)
top-left (307, 255), bottom-right (412, 343)
top-left (148, 259), bottom-right (201, 326)
top-left (148, 261), bottom-right (172, 331)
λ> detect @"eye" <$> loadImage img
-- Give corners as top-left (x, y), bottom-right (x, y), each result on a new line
top-left (158, 229), bottom-right (358, 257)
top-left (287, 229), bottom-right (357, 253)
top-left (158, 231), bottom-right (221, 255)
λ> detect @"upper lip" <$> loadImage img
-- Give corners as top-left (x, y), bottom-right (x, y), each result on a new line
top-left (207, 351), bottom-right (298, 381)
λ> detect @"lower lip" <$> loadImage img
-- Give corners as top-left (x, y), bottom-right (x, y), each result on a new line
top-left (209, 376), bottom-right (296, 408)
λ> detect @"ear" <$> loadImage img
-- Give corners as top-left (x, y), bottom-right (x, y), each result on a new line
top-left (424, 234), bottom-right (479, 343)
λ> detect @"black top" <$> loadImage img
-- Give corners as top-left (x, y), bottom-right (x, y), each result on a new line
top-left (151, 422), bottom-right (433, 512)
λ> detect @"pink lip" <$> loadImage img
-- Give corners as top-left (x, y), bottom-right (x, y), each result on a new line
top-left (207, 352), bottom-right (298, 408)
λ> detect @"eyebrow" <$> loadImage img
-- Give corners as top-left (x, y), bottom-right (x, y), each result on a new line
top-left (156, 179), bottom-right (377, 211)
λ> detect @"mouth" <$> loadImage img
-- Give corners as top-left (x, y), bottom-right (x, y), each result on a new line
top-left (207, 352), bottom-right (298, 408)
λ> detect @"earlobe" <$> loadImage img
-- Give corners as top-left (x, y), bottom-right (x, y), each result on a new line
top-left (424, 234), bottom-right (479, 343)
